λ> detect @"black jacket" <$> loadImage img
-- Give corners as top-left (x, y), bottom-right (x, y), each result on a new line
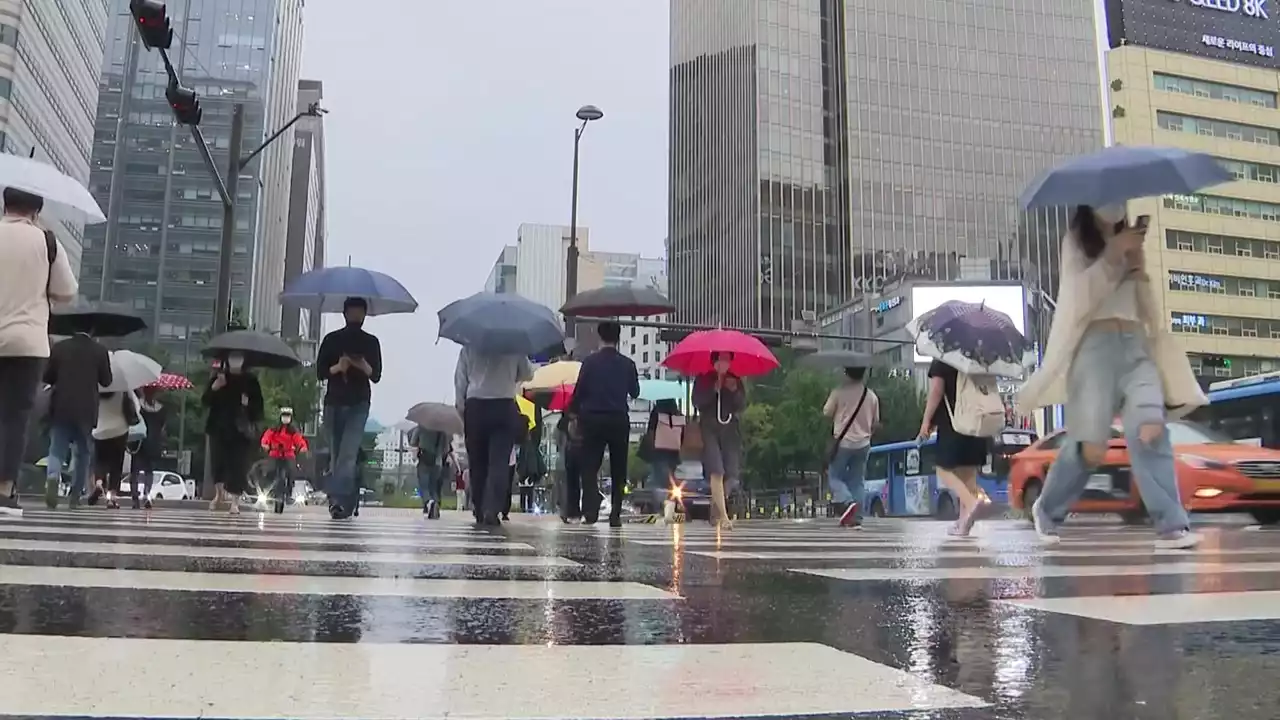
top-left (43, 334), bottom-right (112, 432)
top-left (202, 371), bottom-right (264, 438)
top-left (316, 325), bottom-right (382, 407)
top-left (568, 347), bottom-right (639, 417)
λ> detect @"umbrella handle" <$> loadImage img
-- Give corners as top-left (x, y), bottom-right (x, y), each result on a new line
top-left (717, 393), bottom-right (732, 425)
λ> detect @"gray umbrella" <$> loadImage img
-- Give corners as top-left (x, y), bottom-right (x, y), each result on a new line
top-left (405, 402), bottom-right (463, 435)
top-left (437, 292), bottom-right (564, 355)
top-left (49, 298), bottom-right (147, 338)
top-left (796, 349), bottom-right (877, 371)
top-left (560, 285), bottom-right (676, 318)
top-left (201, 330), bottom-right (301, 370)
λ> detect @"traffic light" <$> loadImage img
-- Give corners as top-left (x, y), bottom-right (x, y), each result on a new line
top-left (129, 0), bottom-right (173, 51)
top-left (166, 80), bottom-right (201, 126)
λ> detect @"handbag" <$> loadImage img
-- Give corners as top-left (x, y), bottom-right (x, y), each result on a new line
top-left (680, 417), bottom-right (704, 460)
top-left (653, 413), bottom-right (684, 451)
top-left (823, 386), bottom-right (869, 471)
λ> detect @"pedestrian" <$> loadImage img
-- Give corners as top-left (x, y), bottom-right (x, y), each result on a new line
top-left (502, 419), bottom-right (530, 521)
top-left (0, 187), bottom-right (78, 516)
top-left (638, 398), bottom-right (684, 498)
top-left (917, 356), bottom-right (994, 536)
top-left (568, 321), bottom-right (640, 527)
top-left (92, 390), bottom-right (141, 509)
top-left (517, 426), bottom-right (544, 513)
top-left (203, 352), bottom-right (264, 515)
top-left (555, 410), bottom-right (584, 522)
top-left (316, 297), bottom-right (382, 520)
top-left (408, 424), bottom-right (448, 518)
top-left (1016, 204), bottom-right (1205, 549)
top-left (130, 387), bottom-right (168, 509)
top-left (453, 344), bottom-right (532, 527)
top-left (691, 352), bottom-right (746, 529)
top-left (823, 366), bottom-right (880, 529)
top-left (260, 406), bottom-right (307, 512)
top-left (42, 330), bottom-right (112, 509)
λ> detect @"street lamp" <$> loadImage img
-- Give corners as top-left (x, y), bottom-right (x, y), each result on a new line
top-left (565, 104), bottom-right (603, 343)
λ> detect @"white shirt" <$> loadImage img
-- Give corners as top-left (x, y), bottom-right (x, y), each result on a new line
top-left (0, 215), bottom-right (77, 357)
top-left (1094, 277), bottom-right (1140, 322)
top-left (94, 391), bottom-right (139, 441)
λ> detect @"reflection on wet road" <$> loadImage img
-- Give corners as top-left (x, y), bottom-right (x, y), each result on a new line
top-left (0, 508), bottom-right (1278, 719)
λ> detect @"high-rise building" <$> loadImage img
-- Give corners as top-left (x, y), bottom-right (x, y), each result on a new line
top-left (484, 244), bottom-right (518, 294)
top-left (0, 0), bottom-right (111, 275)
top-left (79, 0), bottom-right (305, 361)
top-left (511, 222), bottom-right (593, 312)
top-left (1105, 0), bottom-right (1280, 385)
top-left (668, 0), bottom-right (1104, 335)
top-left (282, 79), bottom-right (326, 357)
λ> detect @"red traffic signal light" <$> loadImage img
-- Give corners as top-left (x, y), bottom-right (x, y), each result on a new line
top-left (130, 0), bottom-right (173, 51)
top-left (166, 81), bottom-right (201, 126)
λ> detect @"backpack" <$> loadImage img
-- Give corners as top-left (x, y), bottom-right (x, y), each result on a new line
top-left (946, 373), bottom-right (1005, 438)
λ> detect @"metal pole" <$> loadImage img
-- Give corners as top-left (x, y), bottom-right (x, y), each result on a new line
top-left (153, 0), bottom-right (193, 337)
top-left (213, 104), bottom-right (245, 335)
top-left (98, 36), bottom-right (143, 303)
top-left (565, 125), bottom-right (583, 341)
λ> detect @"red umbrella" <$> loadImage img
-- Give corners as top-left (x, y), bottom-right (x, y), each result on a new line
top-left (547, 384), bottom-right (574, 412)
top-left (662, 329), bottom-right (779, 377)
top-left (144, 372), bottom-right (194, 391)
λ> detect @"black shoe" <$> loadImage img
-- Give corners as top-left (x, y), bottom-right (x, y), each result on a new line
top-left (482, 513), bottom-right (502, 527)
top-left (131, 497), bottom-right (141, 510)
top-left (87, 486), bottom-right (103, 506)
top-left (501, 512), bottom-right (510, 521)
top-left (0, 495), bottom-right (23, 518)
top-left (43, 476), bottom-right (58, 510)
top-left (609, 515), bottom-right (623, 528)
top-left (427, 501), bottom-right (440, 520)
top-left (143, 498), bottom-right (152, 510)
top-left (583, 517), bottom-right (599, 526)
top-left (329, 504), bottom-right (349, 520)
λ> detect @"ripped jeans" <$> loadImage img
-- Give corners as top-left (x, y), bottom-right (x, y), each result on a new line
top-left (1036, 328), bottom-right (1191, 535)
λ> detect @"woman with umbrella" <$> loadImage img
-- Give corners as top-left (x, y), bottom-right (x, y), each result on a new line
top-left (89, 351), bottom-right (161, 508)
top-left (203, 351), bottom-right (266, 514)
top-left (404, 402), bottom-right (461, 519)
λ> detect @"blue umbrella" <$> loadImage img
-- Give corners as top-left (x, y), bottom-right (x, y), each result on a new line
top-left (638, 379), bottom-right (687, 402)
top-left (1019, 145), bottom-right (1233, 209)
top-left (438, 292), bottom-right (564, 355)
top-left (279, 266), bottom-right (418, 316)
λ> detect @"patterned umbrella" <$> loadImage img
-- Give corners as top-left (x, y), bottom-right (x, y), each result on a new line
top-left (144, 372), bottom-right (194, 391)
top-left (906, 300), bottom-right (1029, 378)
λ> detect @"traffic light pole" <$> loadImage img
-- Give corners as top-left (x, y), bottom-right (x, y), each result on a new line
top-left (211, 104), bottom-right (244, 335)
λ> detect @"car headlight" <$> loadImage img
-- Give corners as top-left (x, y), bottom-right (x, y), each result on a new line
top-left (1179, 454), bottom-right (1227, 470)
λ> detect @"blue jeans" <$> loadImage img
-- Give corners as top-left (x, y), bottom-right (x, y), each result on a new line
top-left (417, 462), bottom-right (444, 504)
top-left (47, 421), bottom-right (93, 498)
top-left (325, 402), bottom-right (369, 511)
top-left (828, 444), bottom-right (870, 513)
top-left (1035, 329), bottom-right (1190, 535)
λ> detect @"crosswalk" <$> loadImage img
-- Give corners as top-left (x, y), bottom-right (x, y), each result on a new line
top-left (1, 508), bottom-right (1275, 718)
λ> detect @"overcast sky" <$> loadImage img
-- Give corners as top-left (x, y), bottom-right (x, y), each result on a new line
top-left (302, 1), bottom-right (669, 425)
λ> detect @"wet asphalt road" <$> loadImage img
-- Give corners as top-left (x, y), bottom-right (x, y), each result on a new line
top-left (0, 505), bottom-right (1276, 719)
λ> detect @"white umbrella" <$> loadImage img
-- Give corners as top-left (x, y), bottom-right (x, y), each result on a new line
top-left (0, 153), bottom-right (105, 223)
top-left (101, 350), bottom-right (162, 392)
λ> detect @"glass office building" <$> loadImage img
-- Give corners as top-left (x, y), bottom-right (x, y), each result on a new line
top-left (79, 0), bottom-right (304, 362)
top-left (669, 0), bottom-right (1104, 333)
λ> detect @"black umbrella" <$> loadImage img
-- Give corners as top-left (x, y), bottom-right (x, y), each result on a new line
top-left (49, 298), bottom-right (147, 338)
top-left (795, 349), bottom-right (878, 371)
top-left (560, 286), bottom-right (676, 318)
top-left (201, 330), bottom-right (300, 370)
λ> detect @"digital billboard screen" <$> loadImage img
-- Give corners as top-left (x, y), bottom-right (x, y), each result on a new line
top-left (1105, 0), bottom-right (1280, 69)
top-left (909, 285), bottom-right (1027, 364)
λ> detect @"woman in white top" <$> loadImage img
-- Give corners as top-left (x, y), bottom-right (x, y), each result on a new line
top-left (1016, 204), bottom-right (1206, 549)
top-left (91, 390), bottom-right (140, 509)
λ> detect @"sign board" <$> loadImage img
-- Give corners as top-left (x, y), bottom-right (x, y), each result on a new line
top-left (1105, 0), bottom-right (1280, 69)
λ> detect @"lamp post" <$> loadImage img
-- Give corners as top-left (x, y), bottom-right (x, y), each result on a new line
top-left (565, 104), bottom-right (603, 344)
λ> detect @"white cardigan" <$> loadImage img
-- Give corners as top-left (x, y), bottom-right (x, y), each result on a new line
top-left (1016, 233), bottom-right (1207, 418)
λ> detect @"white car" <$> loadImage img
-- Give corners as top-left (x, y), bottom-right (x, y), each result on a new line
top-left (118, 471), bottom-right (194, 501)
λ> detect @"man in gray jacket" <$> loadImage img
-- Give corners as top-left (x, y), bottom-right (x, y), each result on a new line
top-left (454, 346), bottom-right (532, 526)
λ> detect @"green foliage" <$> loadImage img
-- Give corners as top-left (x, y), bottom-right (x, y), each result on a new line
top-left (626, 445), bottom-right (649, 482)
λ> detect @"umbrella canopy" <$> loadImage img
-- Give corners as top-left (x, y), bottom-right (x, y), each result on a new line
top-left (906, 300), bottom-right (1029, 378)
top-left (201, 330), bottom-right (301, 370)
top-left (795, 349), bottom-right (877, 371)
top-left (144, 372), bottom-right (193, 391)
top-left (405, 402), bottom-right (463, 435)
top-left (515, 395), bottom-right (536, 430)
top-left (0, 153), bottom-right (106, 223)
top-left (438, 292), bottom-right (564, 355)
top-left (101, 350), bottom-right (162, 392)
top-left (279, 266), bottom-right (418, 316)
top-left (48, 298), bottom-right (147, 338)
top-left (560, 286), bottom-right (676, 318)
top-left (638, 378), bottom-right (687, 402)
top-left (662, 329), bottom-right (780, 377)
top-left (523, 361), bottom-right (581, 391)
top-left (1019, 145), bottom-right (1233, 209)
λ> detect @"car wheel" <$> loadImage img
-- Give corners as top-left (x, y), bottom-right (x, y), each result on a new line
top-left (869, 499), bottom-right (886, 518)
top-left (1250, 508), bottom-right (1280, 526)
top-left (935, 493), bottom-right (958, 520)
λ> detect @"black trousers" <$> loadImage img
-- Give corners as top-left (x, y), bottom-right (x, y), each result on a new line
top-left (462, 398), bottom-right (518, 520)
top-left (0, 357), bottom-right (43, 485)
top-left (578, 413), bottom-right (630, 522)
top-left (94, 435), bottom-right (128, 494)
top-left (561, 445), bottom-right (583, 518)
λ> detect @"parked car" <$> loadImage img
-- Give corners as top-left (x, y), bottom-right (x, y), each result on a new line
top-left (118, 471), bottom-right (194, 501)
top-left (1010, 420), bottom-right (1280, 526)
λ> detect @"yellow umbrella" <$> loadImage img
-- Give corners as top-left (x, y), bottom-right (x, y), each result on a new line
top-left (515, 395), bottom-right (536, 430)
top-left (523, 361), bottom-right (580, 391)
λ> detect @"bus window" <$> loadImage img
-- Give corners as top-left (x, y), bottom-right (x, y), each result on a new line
top-left (890, 450), bottom-right (906, 477)
top-left (868, 451), bottom-right (889, 480)
top-left (917, 444), bottom-right (937, 476)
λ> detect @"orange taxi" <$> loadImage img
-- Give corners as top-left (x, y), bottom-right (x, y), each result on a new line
top-left (1009, 420), bottom-right (1280, 526)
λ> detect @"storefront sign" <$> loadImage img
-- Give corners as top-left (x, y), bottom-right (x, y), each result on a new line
top-left (1187, 0), bottom-right (1269, 20)
top-left (871, 296), bottom-right (903, 314)
top-left (1172, 312), bottom-right (1209, 327)
top-left (1171, 272), bottom-right (1225, 290)
top-left (1107, 0), bottom-right (1280, 69)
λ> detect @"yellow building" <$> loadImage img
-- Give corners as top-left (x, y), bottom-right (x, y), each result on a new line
top-left (1108, 40), bottom-right (1280, 383)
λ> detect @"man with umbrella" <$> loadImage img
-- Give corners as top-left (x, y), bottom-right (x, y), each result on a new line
top-left (316, 297), bottom-right (383, 520)
top-left (0, 187), bottom-right (78, 515)
top-left (42, 320), bottom-right (114, 509)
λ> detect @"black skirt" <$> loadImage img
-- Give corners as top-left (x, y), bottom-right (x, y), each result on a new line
top-left (934, 424), bottom-right (990, 470)
top-left (209, 433), bottom-right (253, 495)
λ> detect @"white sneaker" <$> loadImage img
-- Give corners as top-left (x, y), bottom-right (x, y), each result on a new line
top-left (1031, 497), bottom-right (1060, 545)
top-left (1156, 530), bottom-right (1201, 550)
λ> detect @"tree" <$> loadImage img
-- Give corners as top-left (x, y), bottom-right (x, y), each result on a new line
top-left (866, 372), bottom-right (927, 443)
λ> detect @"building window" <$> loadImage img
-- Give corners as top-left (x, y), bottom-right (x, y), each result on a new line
top-left (1220, 158), bottom-right (1280, 184)
top-left (0, 24), bottom-right (16, 47)
top-left (1154, 73), bottom-right (1278, 108)
top-left (1163, 193), bottom-right (1280, 222)
top-left (642, 352), bottom-right (649, 363)
top-left (1156, 111), bottom-right (1280, 146)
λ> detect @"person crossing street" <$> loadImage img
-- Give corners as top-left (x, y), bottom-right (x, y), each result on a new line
top-left (260, 407), bottom-right (308, 513)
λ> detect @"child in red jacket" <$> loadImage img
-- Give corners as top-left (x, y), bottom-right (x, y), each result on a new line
top-left (260, 407), bottom-right (308, 512)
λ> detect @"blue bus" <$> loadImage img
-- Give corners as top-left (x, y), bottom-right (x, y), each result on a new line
top-left (861, 429), bottom-right (1037, 519)
top-left (1193, 372), bottom-right (1280, 449)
